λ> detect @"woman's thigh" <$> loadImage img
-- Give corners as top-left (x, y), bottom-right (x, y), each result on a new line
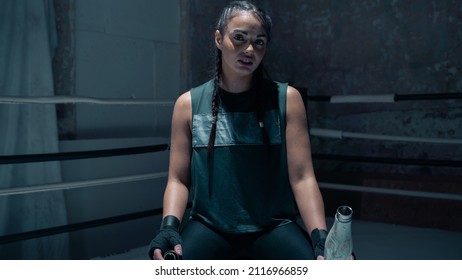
top-left (181, 219), bottom-right (234, 260)
top-left (250, 222), bottom-right (315, 260)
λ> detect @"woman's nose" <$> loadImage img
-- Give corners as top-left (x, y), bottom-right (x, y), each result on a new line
top-left (244, 43), bottom-right (254, 54)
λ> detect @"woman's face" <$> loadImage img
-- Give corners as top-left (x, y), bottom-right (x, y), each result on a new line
top-left (215, 11), bottom-right (268, 79)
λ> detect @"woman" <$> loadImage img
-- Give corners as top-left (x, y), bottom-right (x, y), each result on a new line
top-left (148, 1), bottom-right (329, 260)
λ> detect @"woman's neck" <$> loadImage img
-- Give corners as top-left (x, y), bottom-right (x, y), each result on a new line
top-left (220, 74), bottom-right (253, 93)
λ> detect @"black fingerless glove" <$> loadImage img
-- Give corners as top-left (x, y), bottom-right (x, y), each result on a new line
top-left (310, 228), bottom-right (328, 258)
top-left (148, 215), bottom-right (181, 259)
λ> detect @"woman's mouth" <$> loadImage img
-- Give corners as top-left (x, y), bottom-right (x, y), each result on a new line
top-left (238, 59), bottom-right (253, 66)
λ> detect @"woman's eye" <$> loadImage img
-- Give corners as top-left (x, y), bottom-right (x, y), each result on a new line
top-left (233, 34), bottom-right (245, 41)
top-left (254, 39), bottom-right (266, 48)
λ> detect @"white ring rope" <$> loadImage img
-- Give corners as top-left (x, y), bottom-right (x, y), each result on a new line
top-left (2, 93), bottom-right (460, 105)
top-left (310, 128), bottom-right (462, 145)
top-left (1, 171), bottom-right (461, 202)
top-left (0, 96), bottom-right (175, 106)
top-left (0, 172), bottom-right (168, 197)
top-left (331, 94), bottom-right (395, 103)
top-left (319, 182), bottom-right (462, 202)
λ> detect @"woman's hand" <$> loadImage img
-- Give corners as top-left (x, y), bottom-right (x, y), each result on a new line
top-left (153, 244), bottom-right (183, 260)
top-left (148, 215), bottom-right (182, 260)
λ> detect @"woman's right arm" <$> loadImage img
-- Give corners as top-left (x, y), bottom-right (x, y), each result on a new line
top-left (163, 91), bottom-right (192, 222)
top-left (151, 91), bottom-right (192, 260)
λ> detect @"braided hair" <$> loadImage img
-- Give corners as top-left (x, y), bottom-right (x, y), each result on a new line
top-left (207, 1), bottom-right (273, 162)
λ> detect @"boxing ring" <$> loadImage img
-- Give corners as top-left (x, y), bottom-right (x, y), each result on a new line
top-left (0, 91), bottom-right (461, 259)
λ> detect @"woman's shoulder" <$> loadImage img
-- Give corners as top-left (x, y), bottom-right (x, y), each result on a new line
top-left (175, 90), bottom-right (192, 109)
top-left (285, 85), bottom-right (306, 117)
top-left (286, 85), bottom-right (301, 96)
top-left (176, 78), bottom-right (215, 106)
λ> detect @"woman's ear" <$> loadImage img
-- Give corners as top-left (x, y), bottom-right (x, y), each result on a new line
top-left (215, 30), bottom-right (222, 49)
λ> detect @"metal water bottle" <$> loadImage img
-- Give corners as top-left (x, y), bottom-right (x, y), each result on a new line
top-left (324, 205), bottom-right (353, 260)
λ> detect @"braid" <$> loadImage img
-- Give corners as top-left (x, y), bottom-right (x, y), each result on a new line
top-left (207, 51), bottom-right (222, 163)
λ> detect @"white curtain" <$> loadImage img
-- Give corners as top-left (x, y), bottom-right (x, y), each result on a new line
top-left (0, 0), bottom-right (69, 259)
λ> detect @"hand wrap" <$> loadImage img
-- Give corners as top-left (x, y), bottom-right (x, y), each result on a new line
top-left (148, 215), bottom-right (181, 259)
top-left (310, 228), bottom-right (328, 258)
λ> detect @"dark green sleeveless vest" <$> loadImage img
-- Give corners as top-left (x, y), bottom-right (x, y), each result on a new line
top-left (189, 79), bottom-right (298, 233)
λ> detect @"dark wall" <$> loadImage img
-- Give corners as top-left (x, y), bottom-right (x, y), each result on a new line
top-left (181, 0), bottom-right (462, 231)
top-left (262, 1), bottom-right (462, 93)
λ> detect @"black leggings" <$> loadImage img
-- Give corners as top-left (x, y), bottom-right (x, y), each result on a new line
top-left (180, 219), bottom-right (315, 260)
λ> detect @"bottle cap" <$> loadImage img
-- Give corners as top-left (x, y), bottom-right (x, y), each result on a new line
top-left (336, 205), bottom-right (353, 222)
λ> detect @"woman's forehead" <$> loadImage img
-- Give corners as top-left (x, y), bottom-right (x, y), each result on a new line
top-left (226, 11), bottom-right (266, 35)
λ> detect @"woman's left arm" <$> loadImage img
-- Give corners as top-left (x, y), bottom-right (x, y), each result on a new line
top-left (286, 87), bottom-right (355, 260)
top-left (285, 86), bottom-right (327, 235)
